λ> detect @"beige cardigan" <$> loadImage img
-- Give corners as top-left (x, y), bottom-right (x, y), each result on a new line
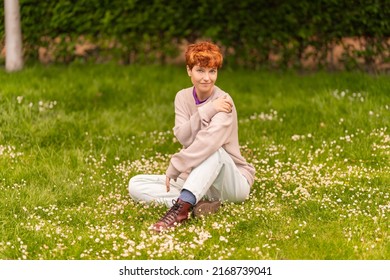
top-left (166, 86), bottom-right (255, 186)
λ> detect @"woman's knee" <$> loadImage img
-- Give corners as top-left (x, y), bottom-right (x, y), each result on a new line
top-left (205, 148), bottom-right (223, 164)
top-left (128, 175), bottom-right (143, 200)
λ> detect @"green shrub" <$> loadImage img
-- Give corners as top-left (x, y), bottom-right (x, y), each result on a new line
top-left (0, 0), bottom-right (389, 71)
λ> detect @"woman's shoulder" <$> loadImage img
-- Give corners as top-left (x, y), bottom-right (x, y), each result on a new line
top-left (175, 87), bottom-right (192, 98)
top-left (174, 87), bottom-right (193, 105)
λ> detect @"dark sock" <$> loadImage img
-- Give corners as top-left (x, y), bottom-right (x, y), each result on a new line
top-left (179, 189), bottom-right (196, 205)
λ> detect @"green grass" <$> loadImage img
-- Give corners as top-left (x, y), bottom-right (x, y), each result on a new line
top-left (0, 63), bottom-right (389, 260)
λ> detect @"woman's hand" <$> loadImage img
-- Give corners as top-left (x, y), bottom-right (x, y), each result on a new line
top-left (166, 176), bottom-right (171, 192)
top-left (212, 95), bottom-right (233, 113)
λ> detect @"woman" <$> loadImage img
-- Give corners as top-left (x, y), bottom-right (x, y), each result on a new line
top-left (129, 41), bottom-right (255, 232)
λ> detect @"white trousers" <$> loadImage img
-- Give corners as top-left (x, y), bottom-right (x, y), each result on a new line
top-left (128, 148), bottom-right (250, 207)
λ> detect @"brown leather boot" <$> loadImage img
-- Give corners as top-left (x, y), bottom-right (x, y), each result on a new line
top-left (151, 199), bottom-right (192, 233)
top-left (193, 200), bottom-right (221, 217)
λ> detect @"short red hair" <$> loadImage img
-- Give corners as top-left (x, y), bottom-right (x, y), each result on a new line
top-left (185, 41), bottom-right (223, 69)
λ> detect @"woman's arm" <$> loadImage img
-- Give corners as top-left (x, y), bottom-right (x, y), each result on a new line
top-left (173, 93), bottom-right (233, 147)
top-left (167, 109), bottom-right (234, 180)
top-left (173, 97), bottom-right (202, 147)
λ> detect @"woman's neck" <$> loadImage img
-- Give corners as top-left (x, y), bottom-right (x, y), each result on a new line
top-left (195, 86), bottom-right (214, 102)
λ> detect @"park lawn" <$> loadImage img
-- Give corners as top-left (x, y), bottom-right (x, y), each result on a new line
top-left (0, 63), bottom-right (389, 260)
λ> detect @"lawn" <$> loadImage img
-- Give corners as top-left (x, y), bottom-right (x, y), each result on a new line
top-left (0, 63), bottom-right (389, 260)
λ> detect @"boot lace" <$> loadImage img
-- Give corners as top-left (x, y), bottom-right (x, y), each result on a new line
top-left (158, 199), bottom-right (183, 224)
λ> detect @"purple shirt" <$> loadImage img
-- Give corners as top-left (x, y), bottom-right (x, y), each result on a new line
top-left (193, 87), bottom-right (209, 105)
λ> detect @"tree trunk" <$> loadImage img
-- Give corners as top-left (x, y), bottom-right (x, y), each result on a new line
top-left (4, 0), bottom-right (23, 72)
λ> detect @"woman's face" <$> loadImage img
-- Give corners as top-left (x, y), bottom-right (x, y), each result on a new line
top-left (187, 65), bottom-right (218, 98)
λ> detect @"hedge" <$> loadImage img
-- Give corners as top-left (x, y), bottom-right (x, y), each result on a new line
top-left (1, 0), bottom-right (389, 71)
